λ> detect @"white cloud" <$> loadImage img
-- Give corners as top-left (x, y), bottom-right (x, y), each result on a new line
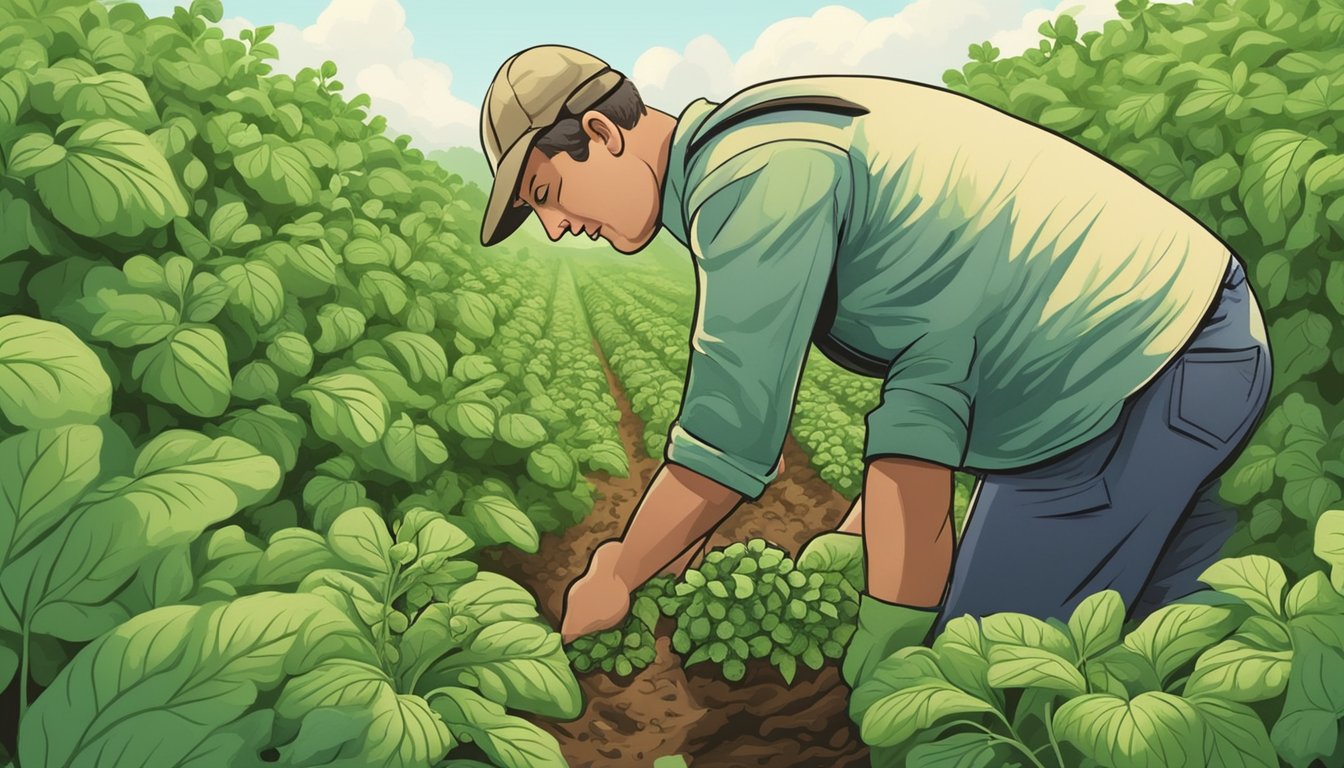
top-left (631, 0), bottom-right (1171, 115)
top-left (219, 0), bottom-right (478, 151)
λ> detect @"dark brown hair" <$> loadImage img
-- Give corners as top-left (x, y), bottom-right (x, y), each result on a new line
top-left (534, 78), bottom-right (646, 162)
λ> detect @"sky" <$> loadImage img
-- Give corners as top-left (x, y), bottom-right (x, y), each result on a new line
top-left (134, 0), bottom-right (1141, 153)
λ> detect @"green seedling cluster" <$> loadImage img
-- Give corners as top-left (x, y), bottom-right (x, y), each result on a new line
top-left (566, 576), bottom-right (672, 675)
top-left (670, 539), bottom-right (859, 683)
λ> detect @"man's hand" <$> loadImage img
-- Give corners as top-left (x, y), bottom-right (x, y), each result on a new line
top-left (559, 461), bottom-right (744, 644)
top-left (560, 542), bottom-right (631, 643)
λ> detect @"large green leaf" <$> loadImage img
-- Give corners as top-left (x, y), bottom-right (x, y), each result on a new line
top-left (860, 679), bottom-right (995, 748)
top-left (0, 315), bottom-right (111, 428)
top-left (1184, 636), bottom-right (1291, 702)
top-left (1271, 628), bottom-right (1344, 767)
top-left (1053, 692), bottom-right (1205, 768)
top-left (1190, 696), bottom-right (1278, 768)
top-left (62, 72), bottom-right (158, 129)
top-left (377, 414), bottom-right (448, 482)
top-left (19, 594), bottom-right (369, 768)
top-left (86, 289), bottom-right (180, 347)
top-left (276, 659), bottom-right (453, 766)
top-left (985, 644), bottom-right (1086, 695)
top-left (326, 506), bottom-right (392, 574)
top-left (526, 443), bottom-right (577, 490)
top-left (314, 303), bottom-right (366, 353)
top-left (382, 332), bottom-right (448, 384)
top-left (234, 137), bottom-right (318, 206)
top-left (906, 732), bottom-right (1005, 768)
top-left (1122, 603), bottom-right (1241, 685)
top-left (1068, 589), bottom-right (1125, 660)
top-left (32, 119), bottom-right (188, 237)
top-left (1238, 129), bottom-right (1328, 245)
top-left (465, 495), bottom-right (539, 553)
top-left (1199, 555), bottom-right (1286, 618)
top-left (1315, 509), bottom-right (1344, 591)
top-left (294, 372), bottom-right (390, 447)
top-left (0, 425), bottom-right (103, 573)
top-left (431, 687), bottom-right (565, 768)
top-left (131, 325), bottom-right (232, 417)
top-left (266, 331), bottom-right (314, 377)
top-left (220, 261), bottom-right (284, 326)
top-left (420, 619), bottom-right (581, 719)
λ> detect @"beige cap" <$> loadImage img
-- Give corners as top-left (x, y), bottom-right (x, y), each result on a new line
top-left (478, 45), bottom-right (624, 247)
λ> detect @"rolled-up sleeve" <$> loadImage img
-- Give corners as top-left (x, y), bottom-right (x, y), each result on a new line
top-left (863, 333), bottom-right (976, 470)
top-left (665, 142), bottom-right (848, 499)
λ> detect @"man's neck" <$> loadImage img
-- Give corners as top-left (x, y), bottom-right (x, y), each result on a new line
top-left (628, 107), bottom-right (678, 201)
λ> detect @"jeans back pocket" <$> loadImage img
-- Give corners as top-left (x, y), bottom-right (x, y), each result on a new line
top-left (1167, 346), bottom-right (1264, 449)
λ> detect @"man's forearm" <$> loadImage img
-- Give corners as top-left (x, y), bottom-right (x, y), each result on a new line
top-left (863, 457), bottom-right (954, 606)
top-left (607, 461), bottom-right (743, 590)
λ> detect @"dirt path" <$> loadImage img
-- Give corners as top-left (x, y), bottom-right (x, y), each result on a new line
top-left (494, 341), bottom-right (869, 768)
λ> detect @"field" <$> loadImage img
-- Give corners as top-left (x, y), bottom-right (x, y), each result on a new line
top-left (0, 0), bottom-right (1342, 767)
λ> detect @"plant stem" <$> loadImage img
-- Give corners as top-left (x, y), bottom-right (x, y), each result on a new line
top-left (991, 710), bottom-right (1048, 768)
top-left (376, 569), bottom-right (401, 668)
top-left (19, 621), bottom-right (30, 720)
top-left (1044, 699), bottom-right (1066, 768)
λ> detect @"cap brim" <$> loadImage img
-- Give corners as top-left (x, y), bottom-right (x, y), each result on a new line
top-left (480, 126), bottom-right (542, 247)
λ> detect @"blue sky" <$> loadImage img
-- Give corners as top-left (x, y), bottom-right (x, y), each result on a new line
top-left (135, 0), bottom-right (1116, 150)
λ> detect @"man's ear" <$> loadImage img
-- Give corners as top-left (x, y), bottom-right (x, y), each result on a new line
top-left (581, 110), bottom-right (624, 157)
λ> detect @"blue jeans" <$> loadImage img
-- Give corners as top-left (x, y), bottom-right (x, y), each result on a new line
top-left (936, 255), bottom-right (1272, 633)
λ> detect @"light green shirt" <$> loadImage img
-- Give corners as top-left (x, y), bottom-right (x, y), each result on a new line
top-left (658, 75), bottom-right (1231, 500)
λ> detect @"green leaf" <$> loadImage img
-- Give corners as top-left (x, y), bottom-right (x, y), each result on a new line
top-left (231, 360), bottom-right (279, 402)
top-left (431, 687), bottom-right (565, 768)
top-left (220, 261), bottom-right (284, 327)
top-left (0, 425), bottom-right (103, 568)
top-left (466, 495), bottom-right (539, 553)
top-left (1306, 154), bottom-right (1344, 196)
top-left (234, 138), bottom-right (318, 206)
top-left (326, 506), bottom-right (392, 573)
top-left (3, 430), bottom-right (280, 641)
top-left (63, 72), bottom-right (158, 130)
top-left (208, 404), bottom-right (306, 475)
top-left (986, 644), bottom-right (1086, 694)
top-left (383, 332), bottom-right (448, 383)
top-left (207, 202), bottom-right (248, 245)
top-left (1184, 636), bottom-right (1291, 702)
top-left (454, 291), bottom-right (497, 339)
top-left (0, 315), bottom-right (111, 428)
top-left (859, 680), bottom-right (994, 748)
top-left (1269, 310), bottom-right (1332, 389)
top-left (7, 131), bottom-right (66, 178)
top-left (981, 612), bottom-right (1074, 659)
top-left (1271, 628), bottom-right (1344, 766)
top-left (254, 528), bottom-right (340, 586)
top-left (33, 119), bottom-right (188, 237)
top-left (377, 415), bottom-right (448, 482)
top-left (88, 290), bottom-right (180, 347)
top-left (266, 331), bottom-right (314, 377)
top-left (1315, 510), bottom-right (1344, 591)
top-left (1107, 92), bottom-right (1168, 137)
top-left (497, 413), bottom-right (546, 449)
top-left (526, 443), bottom-right (577, 490)
top-left (797, 531), bottom-right (865, 592)
top-left (345, 237), bottom-right (388, 267)
top-left (1238, 129), bottom-right (1328, 245)
top-left (441, 401), bottom-right (496, 439)
top-left (132, 325), bottom-right (232, 417)
top-left (1122, 603), bottom-right (1241, 684)
top-left (314, 304), bottom-right (366, 353)
top-left (1190, 696), bottom-right (1278, 768)
top-left (1054, 692), bottom-right (1205, 768)
top-left (1199, 556), bottom-right (1286, 618)
top-left (20, 594), bottom-right (368, 768)
top-left (1068, 589), bottom-right (1125, 660)
top-left (1284, 75), bottom-right (1344, 119)
top-left (1189, 153), bottom-right (1241, 200)
top-left (1327, 263), bottom-right (1344, 317)
top-left (294, 372), bottom-right (390, 448)
top-left (276, 658), bottom-right (453, 766)
top-left (422, 619), bottom-right (582, 719)
top-left (907, 732), bottom-right (1005, 768)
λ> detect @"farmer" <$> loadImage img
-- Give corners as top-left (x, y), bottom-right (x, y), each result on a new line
top-left (476, 45), bottom-right (1272, 695)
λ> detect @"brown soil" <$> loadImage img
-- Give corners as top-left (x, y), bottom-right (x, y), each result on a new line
top-left (493, 340), bottom-right (869, 768)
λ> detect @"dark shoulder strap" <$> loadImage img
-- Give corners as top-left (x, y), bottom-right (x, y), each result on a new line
top-left (686, 94), bottom-right (868, 159)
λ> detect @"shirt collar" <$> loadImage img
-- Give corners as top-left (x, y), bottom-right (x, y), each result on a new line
top-left (658, 97), bottom-right (716, 247)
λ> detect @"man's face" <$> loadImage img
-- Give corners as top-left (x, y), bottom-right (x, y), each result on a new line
top-left (512, 114), bottom-right (661, 254)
